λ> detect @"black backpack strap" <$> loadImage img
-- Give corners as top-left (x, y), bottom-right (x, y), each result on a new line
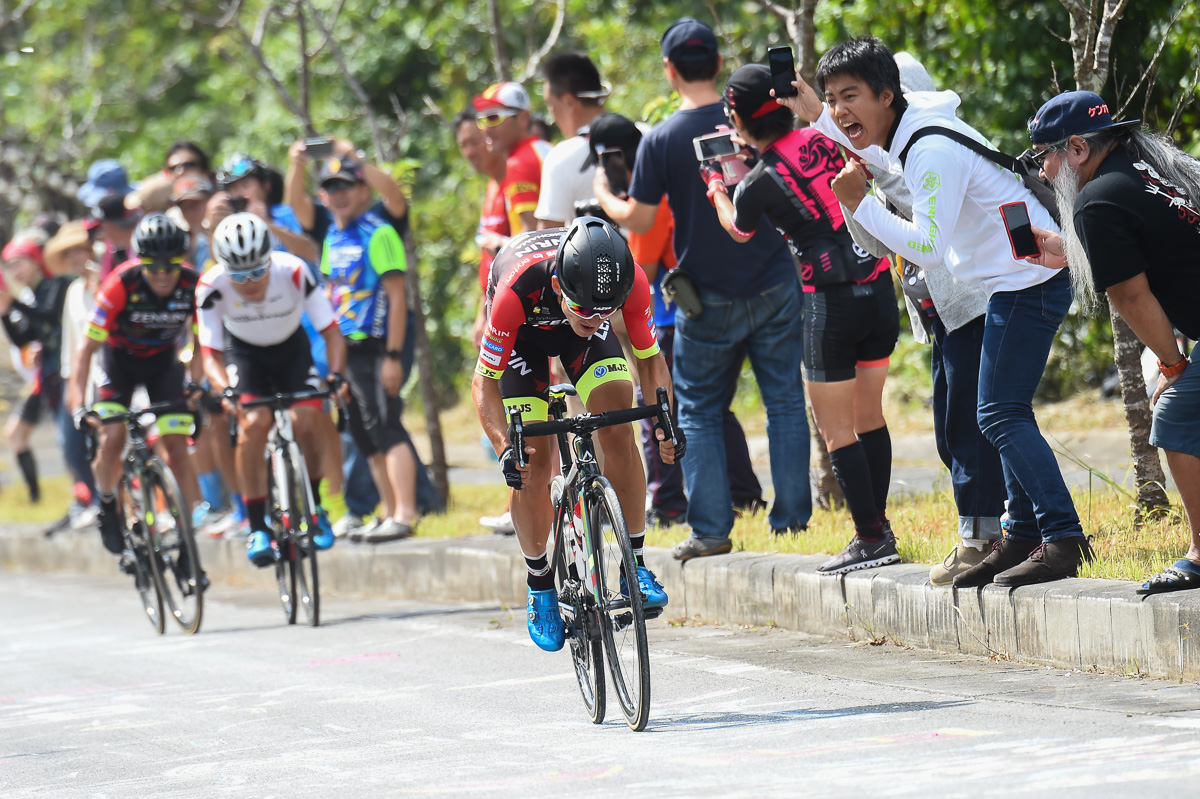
top-left (898, 126), bottom-right (1022, 174)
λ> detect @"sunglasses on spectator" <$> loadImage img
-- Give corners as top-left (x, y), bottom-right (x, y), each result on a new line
top-left (140, 256), bottom-right (184, 275)
top-left (564, 297), bottom-right (617, 321)
top-left (168, 160), bottom-right (202, 174)
top-left (228, 264), bottom-right (270, 284)
top-left (1028, 139), bottom-right (1072, 168)
top-left (476, 109), bottom-right (519, 129)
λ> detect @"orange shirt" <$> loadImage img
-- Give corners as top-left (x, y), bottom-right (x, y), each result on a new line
top-left (628, 198), bottom-right (676, 270)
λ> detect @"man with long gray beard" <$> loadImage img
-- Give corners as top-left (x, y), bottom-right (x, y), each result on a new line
top-left (1026, 90), bottom-right (1200, 594)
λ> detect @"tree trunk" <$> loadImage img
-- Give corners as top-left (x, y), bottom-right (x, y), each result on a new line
top-left (807, 401), bottom-right (844, 510)
top-left (795, 0), bottom-right (818, 88)
top-left (403, 233), bottom-right (450, 507)
top-left (1110, 305), bottom-right (1170, 514)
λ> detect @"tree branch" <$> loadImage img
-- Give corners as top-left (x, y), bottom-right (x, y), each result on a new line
top-left (305, 0), bottom-right (346, 58)
top-left (1115, 2), bottom-right (1184, 117)
top-left (1091, 0), bottom-right (1131, 91)
top-left (486, 0), bottom-right (510, 81)
top-left (517, 0), bottom-right (565, 84)
top-left (1166, 59), bottom-right (1200, 135)
top-left (301, 0), bottom-right (389, 160)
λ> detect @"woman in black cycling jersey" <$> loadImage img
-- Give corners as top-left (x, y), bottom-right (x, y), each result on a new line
top-left (707, 64), bottom-right (901, 575)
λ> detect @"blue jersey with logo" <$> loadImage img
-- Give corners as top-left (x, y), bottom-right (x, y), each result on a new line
top-left (320, 209), bottom-right (407, 340)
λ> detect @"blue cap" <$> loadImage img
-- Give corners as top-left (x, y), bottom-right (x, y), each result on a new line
top-left (77, 159), bottom-right (132, 209)
top-left (660, 18), bottom-right (718, 63)
top-left (1029, 90), bottom-right (1140, 145)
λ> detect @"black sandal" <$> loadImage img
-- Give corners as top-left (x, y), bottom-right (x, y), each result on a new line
top-left (1137, 562), bottom-right (1200, 595)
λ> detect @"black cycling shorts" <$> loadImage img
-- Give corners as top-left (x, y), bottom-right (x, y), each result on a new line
top-left (226, 327), bottom-right (321, 400)
top-left (95, 347), bottom-right (186, 410)
top-left (499, 320), bottom-right (632, 421)
top-left (344, 334), bottom-right (414, 457)
top-left (803, 272), bottom-right (900, 383)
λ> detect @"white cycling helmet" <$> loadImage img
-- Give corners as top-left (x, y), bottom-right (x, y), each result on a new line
top-left (212, 212), bottom-right (271, 272)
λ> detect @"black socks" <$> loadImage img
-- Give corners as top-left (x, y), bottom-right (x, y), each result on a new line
top-left (525, 552), bottom-right (554, 591)
top-left (828, 442), bottom-right (883, 540)
top-left (857, 425), bottom-right (892, 516)
top-left (246, 497), bottom-right (267, 533)
top-left (16, 450), bottom-right (39, 503)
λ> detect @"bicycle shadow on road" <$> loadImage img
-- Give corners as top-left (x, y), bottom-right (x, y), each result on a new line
top-left (649, 699), bottom-right (973, 733)
top-left (195, 601), bottom-right (503, 636)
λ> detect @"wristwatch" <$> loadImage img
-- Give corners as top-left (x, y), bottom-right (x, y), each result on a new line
top-left (1158, 355), bottom-right (1188, 377)
top-left (384, 349), bottom-right (403, 361)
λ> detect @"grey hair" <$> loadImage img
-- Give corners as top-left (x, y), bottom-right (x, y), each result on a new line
top-left (1086, 127), bottom-right (1200, 204)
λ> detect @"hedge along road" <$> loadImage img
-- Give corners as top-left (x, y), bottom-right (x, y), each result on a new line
top-left (3, 571), bottom-right (1200, 798)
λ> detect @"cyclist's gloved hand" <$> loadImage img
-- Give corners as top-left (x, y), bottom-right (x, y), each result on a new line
top-left (326, 372), bottom-right (348, 393)
top-left (499, 445), bottom-right (524, 490)
top-left (73, 407), bottom-right (95, 431)
top-left (656, 417), bottom-right (687, 462)
top-left (698, 162), bottom-right (724, 192)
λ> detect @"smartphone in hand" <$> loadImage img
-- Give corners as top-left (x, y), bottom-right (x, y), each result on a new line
top-left (999, 201), bottom-right (1041, 259)
top-left (768, 46), bottom-right (798, 99)
top-left (303, 137), bottom-right (334, 158)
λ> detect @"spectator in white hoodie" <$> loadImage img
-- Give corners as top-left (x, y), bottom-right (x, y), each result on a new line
top-left (780, 36), bottom-right (1089, 587)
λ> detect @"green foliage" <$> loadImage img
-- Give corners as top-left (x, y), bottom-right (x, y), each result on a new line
top-left (2, 0), bottom-right (1196, 407)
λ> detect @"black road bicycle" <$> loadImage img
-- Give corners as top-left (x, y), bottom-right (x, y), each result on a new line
top-left (510, 385), bottom-right (679, 731)
top-left (229, 387), bottom-right (341, 627)
top-left (92, 401), bottom-right (204, 635)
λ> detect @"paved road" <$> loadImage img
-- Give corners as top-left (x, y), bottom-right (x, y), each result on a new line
top-left (3, 571), bottom-right (1199, 798)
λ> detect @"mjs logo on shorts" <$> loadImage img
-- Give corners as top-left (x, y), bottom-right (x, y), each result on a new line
top-left (594, 365), bottom-right (608, 378)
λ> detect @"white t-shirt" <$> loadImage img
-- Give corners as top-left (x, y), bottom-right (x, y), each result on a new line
top-left (534, 133), bottom-right (596, 224)
top-left (196, 251), bottom-right (335, 350)
top-left (60, 278), bottom-right (96, 380)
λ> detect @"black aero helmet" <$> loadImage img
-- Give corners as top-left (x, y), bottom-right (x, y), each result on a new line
top-left (133, 212), bottom-right (188, 259)
top-left (555, 217), bottom-right (635, 313)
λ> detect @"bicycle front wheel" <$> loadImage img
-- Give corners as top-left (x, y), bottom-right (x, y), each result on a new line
top-left (589, 476), bottom-right (650, 731)
top-left (144, 461), bottom-right (203, 634)
top-left (552, 485), bottom-right (605, 724)
top-left (286, 448), bottom-right (320, 627)
top-left (268, 450), bottom-right (297, 624)
top-left (121, 477), bottom-right (164, 635)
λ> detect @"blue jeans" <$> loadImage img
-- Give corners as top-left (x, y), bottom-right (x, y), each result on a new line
top-left (673, 275), bottom-right (811, 538)
top-left (930, 314), bottom-right (1006, 540)
top-left (976, 271), bottom-right (1082, 542)
top-left (58, 401), bottom-right (96, 503)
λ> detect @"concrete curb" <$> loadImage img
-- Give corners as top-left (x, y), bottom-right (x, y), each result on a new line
top-left (4, 527), bottom-right (1198, 681)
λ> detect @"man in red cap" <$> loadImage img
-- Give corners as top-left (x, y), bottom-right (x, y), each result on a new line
top-left (473, 82), bottom-right (553, 235)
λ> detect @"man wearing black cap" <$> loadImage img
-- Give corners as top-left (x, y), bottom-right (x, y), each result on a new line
top-left (317, 157), bottom-right (419, 544)
top-left (1027, 90), bottom-right (1200, 595)
top-left (594, 17), bottom-right (811, 559)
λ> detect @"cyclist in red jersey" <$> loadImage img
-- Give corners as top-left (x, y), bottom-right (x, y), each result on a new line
top-left (68, 214), bottom-right (202, 560)
top-left (472, 217), bottom-right (683, 651)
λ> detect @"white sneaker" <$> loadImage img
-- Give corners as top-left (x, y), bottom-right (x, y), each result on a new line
top-left (479, 511), bottom-right (515, 535)
top-left (69, 504), bottom-right (99, 530)
top-left (333, 513), bottom-right (375, 538)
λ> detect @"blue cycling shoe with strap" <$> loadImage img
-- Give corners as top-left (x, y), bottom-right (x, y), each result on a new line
top-left (526, 587), bottom-right (565, 651)
top-left (621, 565), bottom-right (669, 610)
top-left (313, 508), bottom-right (335, 551)
top-left (246, 530), bottom-right (277, 567)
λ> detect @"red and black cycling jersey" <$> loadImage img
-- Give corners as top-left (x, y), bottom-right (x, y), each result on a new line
top-left (86, 260), bottom-right (200, 356)
top-left (730, 128), bottom-right (888, 289)
top-left (476, 228), bottom-right (659, 380)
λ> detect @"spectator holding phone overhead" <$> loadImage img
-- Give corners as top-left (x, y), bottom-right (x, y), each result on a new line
top-left (1023, 91), bottom-right (1200, 595)
top-left (710, 63), bottom-right (900, 575)
top-left (779, 37), bottom-right (1088, 587)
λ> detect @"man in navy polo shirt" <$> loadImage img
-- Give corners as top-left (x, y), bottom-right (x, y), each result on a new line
top-left (594, 17), bottom-right (811, 558)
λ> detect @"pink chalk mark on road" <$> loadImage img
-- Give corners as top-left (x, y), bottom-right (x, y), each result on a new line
top-left (306, 652), bottom-right (403, 667)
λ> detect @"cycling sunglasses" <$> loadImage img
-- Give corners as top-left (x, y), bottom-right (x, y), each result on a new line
top-left (140, 256), bottom-right (184, 275)
top-left (228, 264), bottom-right (270, 284)
top-left (564, 297), bottom-right (618, 321)
top-left (476, 109), bottom-right (519, 129)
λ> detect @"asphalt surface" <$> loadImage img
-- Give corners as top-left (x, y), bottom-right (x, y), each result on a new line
top-left (3, 571), bottom-right (1200, 798)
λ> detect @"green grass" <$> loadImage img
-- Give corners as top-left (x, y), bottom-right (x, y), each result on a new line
top-left (421, 481), bottom-right (1189, 584)
top-left (0, 476), bottom-right (75, 525)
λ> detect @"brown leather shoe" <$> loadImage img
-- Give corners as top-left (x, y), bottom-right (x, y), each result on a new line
top-left (952, 536), bottom-right (1040, 588)
top-left (994, 537), bottom-right (1093, 587)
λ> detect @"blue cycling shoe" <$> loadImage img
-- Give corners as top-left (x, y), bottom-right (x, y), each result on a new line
top-left (622, 565), bottom-right (669, 610)
top-left (246, 530), bottom-right (277, 567)
top-left (313, 508), bottom-right (335, 551)
top-left (526, 587), bottom-right (565, 652)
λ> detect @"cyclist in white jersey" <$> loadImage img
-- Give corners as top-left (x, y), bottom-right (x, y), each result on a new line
top-left (196, 213), bottom-right (347, 566)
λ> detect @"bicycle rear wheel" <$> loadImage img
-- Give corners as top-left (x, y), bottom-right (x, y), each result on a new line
top-left (589, 476), bottom-right (651, 731)
top-left (268, 452), bottom-right (297, 624)
top-left (144, 460), bottom-right (203, 634)
top-left (120, 478), bottom-right (164, 635)
top-left (286, 449), bottom-right (320, 627)
top-left (552, 483), bottom-right (605, 724)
